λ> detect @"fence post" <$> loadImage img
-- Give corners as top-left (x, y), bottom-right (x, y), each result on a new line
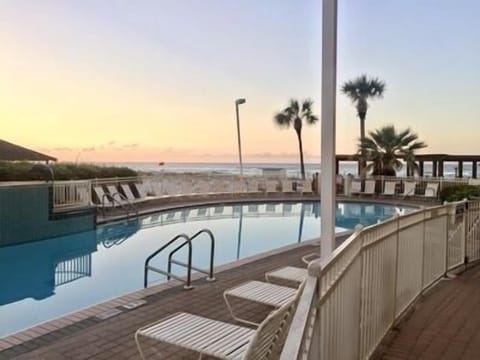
top-left (308, 260), bottom-right (322, 360)
top-left (392, 214), bottom-right (400, 322)
top-left (355, 224), bottom-right (364, 358)
top-left (420, 209), bottom-right (426, 289)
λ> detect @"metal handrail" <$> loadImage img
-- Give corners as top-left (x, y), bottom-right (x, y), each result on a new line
top-left (110, 192), bottom-right (139, 218)
top-left (100, 192), bottom-right (138, 219)
top-left (167, 229), bottom-right (215, 282)
top-left (144, 234), bottom-right (193, 289)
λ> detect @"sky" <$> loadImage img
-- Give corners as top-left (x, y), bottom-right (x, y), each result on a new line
top-left (0, 0), bottom-right (479, 163)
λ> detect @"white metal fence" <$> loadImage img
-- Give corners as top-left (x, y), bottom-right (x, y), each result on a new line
top-left (281, 199), bottom-right (480, 360)
top-left (53, 180), bottom-right (91, 209)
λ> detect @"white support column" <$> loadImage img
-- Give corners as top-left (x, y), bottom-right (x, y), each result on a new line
top-left (320, 0), bottom-right (338, 259)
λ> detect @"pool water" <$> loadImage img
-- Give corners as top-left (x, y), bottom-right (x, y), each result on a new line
top-left (0, 201), bottom-right (412, 337)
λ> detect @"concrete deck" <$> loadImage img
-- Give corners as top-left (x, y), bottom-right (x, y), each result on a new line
top-left (382, 265), bottom-right (480, 360)
top-left (0, 242), bottom-right (319, 360)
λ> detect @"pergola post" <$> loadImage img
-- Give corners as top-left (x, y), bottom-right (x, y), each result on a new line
top-left (419, 161), bottom-right (424, 177)
top-left (438, 160), bottom-right (444, 177)
top-left (320, 0), bottom-right (337, 259)
top-left (432, 161), bottom-right (438, 177)
top-left (458, 161), bottom-right (463, 178)
top-left (473, 161), bottom-right (477, 179)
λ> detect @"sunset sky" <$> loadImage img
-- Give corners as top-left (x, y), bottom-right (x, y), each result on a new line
top-left (0, 0), bottom-right (479, 163)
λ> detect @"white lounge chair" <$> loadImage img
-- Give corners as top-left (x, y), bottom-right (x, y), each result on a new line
top-left (382, 181), bottom-right (397, 196)
top-left (265, 180), bottom-right (278, 193)
top-left (422, 182), bottom-right (439, 198)
top-left (134, 183), bottom-right (148, 198)
top-left (468, 178), bottom-right (480, 186)
top-left (247, 180), bottom-right (259, 193)
top-left (265, 266), bottom-right (308, 288)
top-left (301, 180), bottom-right (313, 194)
top-left (360, 180), bottom-right (376, 195)
top-left (264, 253), bottom-right (319, 288)
top-left (93, 186), bottom-right (112, 206)
top-left (402, 181), bottom-right (417, 197)
top-left (121, 184), bottom-right (136, 201)
top-left (281, 179), bottom-right (294, 193)
top-left (350, 180), bottom-right (362, 195)
top-left (135, 289), bottom-right (300, 360)
top-left (223, 280), bottom-right (304, 326)
top-left (233, 180), bottom-right (247, 193)
top-left (107, 185), bottom-right (134, 206)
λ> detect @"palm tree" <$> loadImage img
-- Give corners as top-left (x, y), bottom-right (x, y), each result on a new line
top-left (359, 125), bottom-right (427, 176)
top-left (274, 99), bottom-right (318, 179)
top-left (342, 75), bottom-right (386, 172)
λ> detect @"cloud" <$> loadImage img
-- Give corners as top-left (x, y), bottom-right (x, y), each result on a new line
top-left (81, 147), bottom-right (96, 152)
top-left (51, 147), bottom-right (73, 152)
top-left (121, 143), bottom-right (139, 148)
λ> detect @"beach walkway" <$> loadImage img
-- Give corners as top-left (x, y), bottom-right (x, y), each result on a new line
top-left (382, 265), bottom-right (480, 360)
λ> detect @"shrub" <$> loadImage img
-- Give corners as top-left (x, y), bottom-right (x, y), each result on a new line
top-left (439, 184), bottom-right (480, 202)
top-left (0, 161), bottom-right (137, 181)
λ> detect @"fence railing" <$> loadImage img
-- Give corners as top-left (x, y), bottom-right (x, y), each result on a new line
top-left (53, 180), bottom-right (91, 209)
top-left (281, 199), bottom-right (480, 360)
top-left (344, 175), bottom-right (475, 199)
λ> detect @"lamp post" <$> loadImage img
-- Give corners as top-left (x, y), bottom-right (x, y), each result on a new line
top-left (235, 98), bottom-right (246, 176)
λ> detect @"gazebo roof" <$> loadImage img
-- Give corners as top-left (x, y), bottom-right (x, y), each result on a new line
top-left (0, 139), bottom-right (57, 162)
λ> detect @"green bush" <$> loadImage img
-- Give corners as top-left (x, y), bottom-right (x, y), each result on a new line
top-left (439, 184), bottom-right (480, 202)
top-left (0, 161), bottom-right (137, 181)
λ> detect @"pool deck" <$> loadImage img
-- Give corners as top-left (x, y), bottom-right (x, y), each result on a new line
top-left (0, 240), bottom-right (325, 360)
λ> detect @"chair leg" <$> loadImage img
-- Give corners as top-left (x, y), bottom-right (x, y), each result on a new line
top-left (223, 293), bottom-right (261, 327)
top-left (135, 331), bottom-right (147, 360)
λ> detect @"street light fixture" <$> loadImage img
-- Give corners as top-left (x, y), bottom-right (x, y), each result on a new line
top-left (235, 98), bottom-right (246, 176)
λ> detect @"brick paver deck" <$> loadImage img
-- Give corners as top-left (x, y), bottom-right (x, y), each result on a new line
top-left (1, 242), bottom-right (319, 360)
top-left (383, 265), bottom-right (480, 360)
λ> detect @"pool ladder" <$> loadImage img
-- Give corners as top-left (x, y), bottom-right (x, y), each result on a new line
top-left (143, 229), bottom-right (215, 290)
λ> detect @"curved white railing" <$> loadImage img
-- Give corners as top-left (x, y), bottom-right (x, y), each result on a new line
top-left (281, 199), bottom-right (480, 360)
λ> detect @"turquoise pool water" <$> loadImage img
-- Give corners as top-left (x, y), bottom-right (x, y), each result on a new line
top-left (0, 201), bottom-right (412, 337)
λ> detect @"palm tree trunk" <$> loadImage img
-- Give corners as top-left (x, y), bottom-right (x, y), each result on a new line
top-left (359, 113), bottom-right (367, 176)
top-left (296, 130), bottom-right (306, 180)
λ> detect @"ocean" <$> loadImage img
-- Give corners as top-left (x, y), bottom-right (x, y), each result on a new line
top-left (96, 161), bottom-right (473, 178)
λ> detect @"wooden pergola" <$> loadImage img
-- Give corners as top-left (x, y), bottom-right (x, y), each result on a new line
top-left (0, 139), bottom-right (57, 163)
top-left (336, 154), bottom-right (480, 178)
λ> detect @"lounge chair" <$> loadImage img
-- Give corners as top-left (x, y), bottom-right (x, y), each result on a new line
top-left (350, 180), bottom-right (362, 195)
top-left (422, 182), bottom-right (439, 199)
top-left (402, 181), bottom-right (417, 197)
top-left (382, 181), bottom-right (397, 196)
top-left (281, 179), bottom-right (294, 193)
top-left (121, 184), bottom-right (137, 201)
top-left (360, 180), bottom-right (376, 195)
top-left (135, 287), bottom-right (301, 360)
top-left (301, 180), bottom-right (313, 194)
top-left (223, 280), bottom-right (300, 326)
top-left (134, 183), bottom-right (148, 198)
top-left (247, 179), bottom-right (259, 193)
top-left (106, 185), bottom-right (130, 204)
top-left (468, 178), bottom-right (480, 186)
top-left (265, 266), bottom-right (308, 288)
top-left (93, 186), bottom-right (112, 206)
top-left (233, 180), bottom-right (247, 193)
top-left (264, 253), bottom-right (318, 288)
top-left (265, 180), bottom-right (278, 193)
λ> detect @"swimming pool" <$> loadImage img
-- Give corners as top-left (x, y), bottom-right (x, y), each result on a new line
top-left (0, 201), bottom-right (413, 337)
